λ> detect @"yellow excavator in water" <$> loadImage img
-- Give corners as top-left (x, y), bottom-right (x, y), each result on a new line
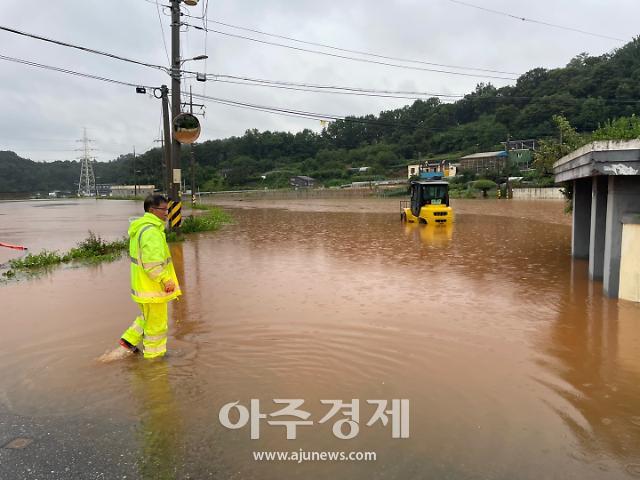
top-left (400, 179), bottom-right (454, 225)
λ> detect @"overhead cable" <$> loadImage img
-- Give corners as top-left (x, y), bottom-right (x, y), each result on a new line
top-left (183, 22), bottom-right (517, 81)
top-left (0, 25), bottom-right (169, 73)
top-left (191, 92), bottom-right (391, 123)
top-left (210, 78), bottom-right (437, 101)
top-left (445, 0), bottom-right (625, 42)
top-left (182, 13), bottom-right (520, 76)
top-left (189, 92), bottom-right (469, 130)
top-left (0, 54), bottom-right (158, 89)
top-left (205, 74), bottom-right (463, 100)
top-left (154, 0), bottom-right (171, 64)
top-left (199, 72), bottom-right (640, 105)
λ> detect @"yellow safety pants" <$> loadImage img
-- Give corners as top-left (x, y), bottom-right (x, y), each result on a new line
top-left (121, 303), bottom-right (168, 359)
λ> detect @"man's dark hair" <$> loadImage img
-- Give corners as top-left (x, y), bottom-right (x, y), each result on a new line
top-left (144, 193), bottom-right (168, 212)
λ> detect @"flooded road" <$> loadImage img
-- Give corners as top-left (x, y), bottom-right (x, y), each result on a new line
top-left (1, 198), bottom-right (640, 479)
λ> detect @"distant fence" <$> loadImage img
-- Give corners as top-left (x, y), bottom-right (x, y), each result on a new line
top-left (512, 187), bottom-right (564, 200)
top-left (197, 187), bottom-right (395, 201)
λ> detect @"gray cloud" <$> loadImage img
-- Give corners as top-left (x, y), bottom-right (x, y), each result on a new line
top-left (0, 0), bottom-right (637, 162)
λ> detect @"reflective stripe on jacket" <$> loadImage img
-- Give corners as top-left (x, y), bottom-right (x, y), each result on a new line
top-left (129, 212), bottom-right (181, 304)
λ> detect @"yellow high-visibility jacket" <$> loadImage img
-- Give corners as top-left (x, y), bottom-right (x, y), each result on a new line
top-left (129, 212), bottom-right (181, 304)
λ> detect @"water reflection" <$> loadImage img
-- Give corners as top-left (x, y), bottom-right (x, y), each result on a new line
top-left (403, 223), bottom-right (454, 247)
top-left (129, 361), bottom-right (183, 479)
top-left (536, 260), bottom-right (640, 468)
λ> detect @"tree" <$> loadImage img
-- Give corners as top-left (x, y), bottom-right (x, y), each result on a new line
top-left (533, 115), bottom-right (587, 176)
top-left (472, 179), bottom-right (497, 198)
top-left (592, 115), bottom-right (640, 140)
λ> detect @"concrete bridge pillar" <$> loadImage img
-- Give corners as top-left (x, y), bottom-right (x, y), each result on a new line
top-left (603, 176), bottom-right (640, 298)
top-left (555, 140), bottom-right (640, 301)
top-left (589, 176), bottom-right (608, 280)
top-left (572, 178), bottom-right (591, 259)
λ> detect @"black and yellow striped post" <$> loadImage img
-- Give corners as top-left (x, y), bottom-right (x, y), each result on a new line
top-left (168, 200), bottom-right (182, 229)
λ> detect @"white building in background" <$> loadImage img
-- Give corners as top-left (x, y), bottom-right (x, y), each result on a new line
top-left (110, 185), bottom-right (155, 198)
top-left (407, 165), bottom-right (420, 179)
top-left (408, 162), bottom-right (458, 179)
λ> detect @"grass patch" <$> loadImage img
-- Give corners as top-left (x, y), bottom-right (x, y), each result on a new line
top-left (165, 230), bottom-right (184, 243)
top-left (8, 250), bottom-right (64, 269)
top-left (167, 204), bottom-right (232, 242)
top-left (190, 203), bottom-right (215, 211)
top-left (65, 232), bottom-right (128, 260)
top-left (378, 187), bottom-right (409, 198)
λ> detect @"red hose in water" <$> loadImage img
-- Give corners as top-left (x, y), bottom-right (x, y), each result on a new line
top-left (0, 242), bottom-right (28, 251)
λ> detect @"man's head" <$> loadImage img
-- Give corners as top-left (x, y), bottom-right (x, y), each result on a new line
top-left (144, 194), bottom-right (169, 221)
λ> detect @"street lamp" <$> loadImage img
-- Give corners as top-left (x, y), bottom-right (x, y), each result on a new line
top-left (179, 55), bottom-right (208, 82)
top-left (180, 55), bottom-right (208, 67)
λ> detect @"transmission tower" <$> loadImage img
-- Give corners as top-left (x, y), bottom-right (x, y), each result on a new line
top-left (77, 128), bottom-right (97, 197)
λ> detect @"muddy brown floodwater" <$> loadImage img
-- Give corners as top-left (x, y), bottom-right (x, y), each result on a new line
top-left (1, 198), bottom-right (640, 480)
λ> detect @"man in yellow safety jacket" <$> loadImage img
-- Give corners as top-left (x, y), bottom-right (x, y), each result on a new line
top-left (118, 194), bottom-right (181, 358)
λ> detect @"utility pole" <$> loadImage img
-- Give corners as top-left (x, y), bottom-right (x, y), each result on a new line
top-left (170, 0), bottom-right (181, 202)
top-left (189, 86), bottom-right (197, 206)
top-left (153, 136), bottom-right (166, 194)
top-left (160, 85), bottom-right (172, 196)
top-left (505, 134), bottom-right (511, 199)
top-left (133, 146), bottom-right (137, 197)
top-left (190, 145), bottom-right (196, 206)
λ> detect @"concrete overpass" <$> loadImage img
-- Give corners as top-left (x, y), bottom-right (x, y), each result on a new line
top-left (554, 140), bottom-right (640, 302)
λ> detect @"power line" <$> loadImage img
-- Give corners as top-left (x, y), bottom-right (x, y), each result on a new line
top-left (208, 74), bottom-right (465, 97)
top-left (206, 75), bottom-right (462, 101)
top-left (191, 89), bottom-right (640, 134)
top-left (0, 54), bottom-right (158, 89)
top-left (189, 92), bottom-right (476, 130)
top-left (192, 92), bottom-right (394, 123)
top-left (182, 13), bottom-right (520, 76)
top-left (4, 49), bottom-right (638, 110)
top-left (0, 25), bottom-right (169, 73)
top-left (211, 77), bottom-right (437, 101)
top-left (183, 22), bottom-right (518, 81)
top-left (445, 0), bottom-right (626, 42)
top-left (198, 72), bottom-right (640, 105)
top-left (154, 0), bottom-right (171, 64)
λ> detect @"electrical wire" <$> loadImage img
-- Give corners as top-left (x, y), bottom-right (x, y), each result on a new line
top-left (183, 22), bottom-right (518, 81)
top-left (0, 53), bottom-right (158, 89)
top-left (209, 77), bottom-right (457, 101)
top-left (197, 72), bottom-right (640, 105)
top-left (181, 13), bottom-right (520, 76)
top-left (445, 0), bottom-right (626, 42)
top-left (154, 0), bottom-right (171, 65)
top-left (201, 0), bottom-right (209, 108)
top-left (190, 89), bottom-right (640, 134)
top-left (4, 50), bottom-right (638, 111)
top-left (189, 92), bottom-right (463, 129)
top-left (0, 25), bottom-right (169, 73)
top-left (207, 73), bottom-right (465, 98)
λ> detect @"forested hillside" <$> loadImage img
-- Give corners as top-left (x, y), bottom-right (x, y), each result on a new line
top-left (2, 38), bottom-right (640, 193)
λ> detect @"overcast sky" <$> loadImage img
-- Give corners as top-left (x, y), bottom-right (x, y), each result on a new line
top-left (0, 0), bottom-right (637, 163)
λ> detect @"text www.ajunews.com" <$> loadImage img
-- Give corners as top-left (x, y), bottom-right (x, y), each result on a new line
top-left (253, 450), bottom-right (377, 463)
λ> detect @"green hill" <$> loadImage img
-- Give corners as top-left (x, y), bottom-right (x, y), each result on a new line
top-left (2, 37), bottom-right (640, 193)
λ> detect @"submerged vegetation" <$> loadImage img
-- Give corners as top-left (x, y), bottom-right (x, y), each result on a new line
top-left (3, 232), bottom-right (128, 278)
top-left (2, 206), bottom-right (230, 278)
top-left (166, 204), bottom-right (231, 242)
